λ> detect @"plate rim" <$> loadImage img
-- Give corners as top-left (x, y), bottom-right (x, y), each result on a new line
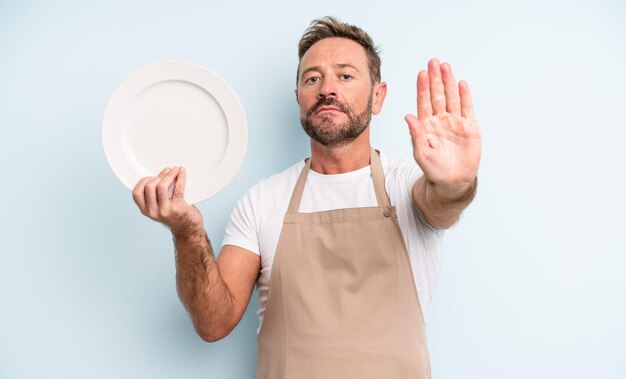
top-left (101, 60), bottom-right (248, 204)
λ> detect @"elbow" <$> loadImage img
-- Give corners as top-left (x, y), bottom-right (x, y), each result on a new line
top-left (198, 332), bottom-right (224, 343)
top-left (195, 323), bottom-right (233, 343)
top-left (197, 329), bottom-right (224, 343)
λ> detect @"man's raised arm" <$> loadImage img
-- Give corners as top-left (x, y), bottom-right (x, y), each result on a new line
top-left (404, 58), bottom-right (482, 229)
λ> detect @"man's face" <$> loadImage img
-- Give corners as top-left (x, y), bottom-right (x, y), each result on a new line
top-left (296, 37), bottom-right (383, 147)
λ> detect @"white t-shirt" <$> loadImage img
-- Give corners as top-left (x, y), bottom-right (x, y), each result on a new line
top-left (222, 152), bottom-right (444, 334)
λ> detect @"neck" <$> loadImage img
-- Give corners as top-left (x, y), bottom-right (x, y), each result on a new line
top-left (309, 128), bottom-right (372, 174)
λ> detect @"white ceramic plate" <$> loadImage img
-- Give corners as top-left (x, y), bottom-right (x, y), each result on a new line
top-left (102, 61), bottom-right (247, 204)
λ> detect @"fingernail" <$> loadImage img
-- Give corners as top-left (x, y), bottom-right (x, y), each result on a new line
top-left (163, 168), bottom-right (171, 173)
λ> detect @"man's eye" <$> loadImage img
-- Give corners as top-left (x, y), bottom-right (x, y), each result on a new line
top-left (306, 77), bottom-right (319, 83)
top-left (340, 74), bottom-right (352, 80)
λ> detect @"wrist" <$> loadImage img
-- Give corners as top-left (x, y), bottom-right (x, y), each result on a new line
top-left (171, 222), bottom-right (206, 244)
top-left (427, 176), bottom-right (477, 203)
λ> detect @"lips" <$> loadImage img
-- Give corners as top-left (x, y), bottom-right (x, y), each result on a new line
top-left (307, 98), bottom-right (349, 118)
top-left (315, 106), bottom-right (343, 115)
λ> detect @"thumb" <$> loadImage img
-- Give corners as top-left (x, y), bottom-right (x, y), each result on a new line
top-left (173, 166), bottom-right (187, 201)
top-left (405, 114), bottom-right (427, 154)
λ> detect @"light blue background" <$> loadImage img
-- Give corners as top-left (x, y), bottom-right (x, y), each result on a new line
top-left (1, 0), bottom-right (625, 378)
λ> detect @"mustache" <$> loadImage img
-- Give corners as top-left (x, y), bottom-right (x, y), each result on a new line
top-left (307, 97), bottom-right (350, 117)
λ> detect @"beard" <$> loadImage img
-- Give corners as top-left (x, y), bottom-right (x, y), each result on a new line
top-left (300, 95), bottom-right (372, 147)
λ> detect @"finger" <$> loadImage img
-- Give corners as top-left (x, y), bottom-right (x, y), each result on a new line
top-left (156, 167), bottom-right (180, 205)
top-left (173, 166), bottom-right (187, 201)
top-left (459, 80), bottom-right (476, 120)
top-left (441, 62), bottom-right (461, 115)
top-left (405, 114), bottom-right (430, 158)
top-left (145, 167), bottom-right (171, 216)
top-left (417, 70), bottom-right (432, 120)
top-left (428, 58), bottom-right (446, 114)
top-left (132, 176), bottom-right (154, 212)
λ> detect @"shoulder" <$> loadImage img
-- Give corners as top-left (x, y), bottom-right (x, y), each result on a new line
top-left (224, 158), bottom-right (307, 251)
top-left (379, 151), bottom-right (444, 235)
top-left (252, 159), bottom-right (305, 195)
top-left (237, 158), bottom-right (306, 211)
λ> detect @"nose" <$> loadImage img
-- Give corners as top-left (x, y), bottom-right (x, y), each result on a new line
top-left (317, 79), bottom-right (337, 99)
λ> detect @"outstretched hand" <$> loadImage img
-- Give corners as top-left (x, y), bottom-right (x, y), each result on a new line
top-left (405, 58), bottom-right (481, 195)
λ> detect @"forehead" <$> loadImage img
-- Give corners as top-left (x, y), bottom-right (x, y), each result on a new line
top-left (299, 37), bottom-right (368, 74)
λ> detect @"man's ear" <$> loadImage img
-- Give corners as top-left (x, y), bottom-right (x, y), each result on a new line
top-left (371, 81), bottom-right (388, 115)
top-left (294, 88), bottom-right (299, 105)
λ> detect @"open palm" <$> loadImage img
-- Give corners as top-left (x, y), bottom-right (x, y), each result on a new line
top-left (405, 59), bottom-right (481, 188)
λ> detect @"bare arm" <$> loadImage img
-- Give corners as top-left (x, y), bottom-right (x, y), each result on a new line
top-left (412, 175), bottom-right (477, 229)
top-left (405, 59), bottom-right (482, 229)
top-left (133, 166), bottom-right (260, 342)
top-left (174, 229), bottom-right (260, 342)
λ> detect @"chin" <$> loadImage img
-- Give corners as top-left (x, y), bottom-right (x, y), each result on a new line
top-left (316, 113), bottom-right (347, 125)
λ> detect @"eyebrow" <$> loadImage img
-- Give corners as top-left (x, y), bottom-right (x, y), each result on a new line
top-left (300, 63), bottom-right (361, 81)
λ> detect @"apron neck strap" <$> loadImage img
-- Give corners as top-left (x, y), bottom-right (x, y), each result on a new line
top-left (370, 148), bottom-right (391, 207)
top-left (287, 157), bottom-right (312, 213)
top-left (287, 147), bottom-right (391, 213)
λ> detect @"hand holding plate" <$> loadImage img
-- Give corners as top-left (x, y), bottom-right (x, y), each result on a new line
top-left (132, 166), bottom-right (204, 239)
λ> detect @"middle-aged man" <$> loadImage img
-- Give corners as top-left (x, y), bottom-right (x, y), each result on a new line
top-left (133, 16), bottom-right (481, 379)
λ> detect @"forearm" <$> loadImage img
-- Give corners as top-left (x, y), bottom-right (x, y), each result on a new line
top-left (412, 175), bottom-right (477, 229)
top-left (173, 228), bottom-right (235, 342)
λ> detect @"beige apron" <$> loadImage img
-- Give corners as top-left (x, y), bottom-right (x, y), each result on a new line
top-left (257, 148), bottom-right (431, 379)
